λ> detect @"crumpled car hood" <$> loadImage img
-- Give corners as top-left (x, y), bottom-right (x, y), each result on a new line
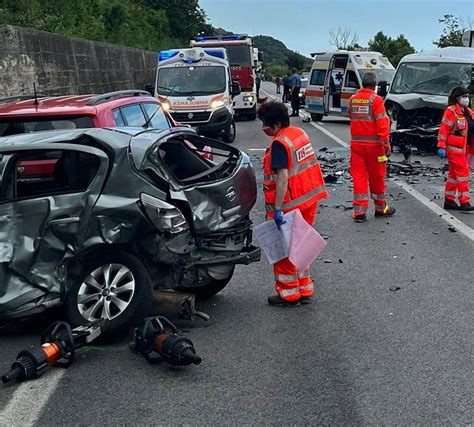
top-left (386, 93), bottom-right (447, 111)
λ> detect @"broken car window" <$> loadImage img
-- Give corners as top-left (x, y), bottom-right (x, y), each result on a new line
top-left (4, 149), bottom-right (101, 200)
top-left (391, 62), bottom-right (473, 96)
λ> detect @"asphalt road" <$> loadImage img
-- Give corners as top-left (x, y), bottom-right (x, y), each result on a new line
top-left (1, 82), bottom-right (473, 425)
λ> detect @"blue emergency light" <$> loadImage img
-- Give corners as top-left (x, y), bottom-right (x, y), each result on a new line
top-left (195, 34), bottom-right (247, 42)
top-left (204, 49), bottom-right (226, 59)
top-left (158, 50), bottom-right (179, 61)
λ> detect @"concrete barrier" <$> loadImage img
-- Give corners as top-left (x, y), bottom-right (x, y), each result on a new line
top-left (0, 25), bottom-right (157, 96)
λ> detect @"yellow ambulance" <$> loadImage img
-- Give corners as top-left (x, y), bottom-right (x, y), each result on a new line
top-left (305, 51), bottom-right (395, 121)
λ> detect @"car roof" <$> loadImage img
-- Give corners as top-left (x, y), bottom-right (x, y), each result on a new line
top-left (0, 91), bottom-right (159, 118)
top-left (0, 126), bottom-right (197, 152)
top-left (399, 47), bottom-right (474, 64)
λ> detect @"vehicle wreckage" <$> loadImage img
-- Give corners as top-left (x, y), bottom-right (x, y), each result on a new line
top-left (0, 127), bottom-right (260, 330)
top-left (385, 47), bottom-right (474, 159)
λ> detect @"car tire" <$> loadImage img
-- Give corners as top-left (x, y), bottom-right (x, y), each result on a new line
top-left (222, 120), bottom-right (236, 143)
top-left (66, 251), bottom-right (152, 331)
top-left (176, 267), bottom-right (235, 300)
top-left (311, 113), bottom-right (324, 122)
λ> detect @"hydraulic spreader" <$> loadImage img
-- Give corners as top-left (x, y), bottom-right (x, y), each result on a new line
top-left (129, 316), bottom-right (201, 366)
top-left (2, 321), bottom-right (102, 385)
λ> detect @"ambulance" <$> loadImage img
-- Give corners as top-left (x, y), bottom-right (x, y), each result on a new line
top-left (305, 51), bottom-right (395, 121)
top-left (155, 47), bottom-right (241, 143)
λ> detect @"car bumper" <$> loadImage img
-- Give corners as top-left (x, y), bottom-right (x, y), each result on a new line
top-left (192, 244), bottom-right (261, 266)
top-left (195, 108), bottom-right (233, 136)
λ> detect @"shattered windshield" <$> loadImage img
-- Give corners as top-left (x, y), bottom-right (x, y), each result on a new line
top-left (157, 66), bottom-right (226, 96)
top-left (390, 62), bottom-right (473, 95)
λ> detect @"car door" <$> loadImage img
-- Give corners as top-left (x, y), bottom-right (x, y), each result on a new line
top-left (0, 144), bottom-right (109, 315)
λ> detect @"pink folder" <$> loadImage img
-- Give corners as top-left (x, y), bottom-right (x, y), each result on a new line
top-left (288, 209), bottom-right (327, 270)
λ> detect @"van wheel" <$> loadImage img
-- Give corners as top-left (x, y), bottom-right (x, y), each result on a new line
top-left (311, 113), bottom-right (324, 122)
top-left (175, 267), bottom-right (235, 300)
top-left (222, 120), bottom-right (236, 143)
top-left (66, 251), bottom-right (152, 331)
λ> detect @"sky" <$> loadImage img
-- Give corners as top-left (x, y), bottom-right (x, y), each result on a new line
top-left (199, 0), bottom-right (474, 56)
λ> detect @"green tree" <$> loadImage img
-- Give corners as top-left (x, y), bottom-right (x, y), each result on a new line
top-left (368, 31), bottom-right (415, 66)
top-left (142, 0), bottom-right (212, 43)
top-left (433, 14), bottom-right (466, 47)
top-left (285, 51), bottom-right (305, 71)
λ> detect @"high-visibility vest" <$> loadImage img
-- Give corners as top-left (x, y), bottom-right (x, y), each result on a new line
top-left (263, 126), bottom-right (328, 213)
top-left (438, 104), bottom-right (473, 152)
top-left (348, 88), bottom-right (390, 148)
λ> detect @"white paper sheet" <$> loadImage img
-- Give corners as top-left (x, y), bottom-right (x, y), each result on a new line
top-left (254, 218), bottom-right (289, 264)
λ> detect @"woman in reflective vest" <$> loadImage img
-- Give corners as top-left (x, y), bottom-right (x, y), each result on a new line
top-left (438, 86), bottom-right (474, 211)
top-left (258, 101), bottom-right (328, 307)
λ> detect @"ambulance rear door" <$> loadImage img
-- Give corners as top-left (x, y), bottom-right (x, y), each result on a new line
top-left (324, 54), bottom-right (348, 114)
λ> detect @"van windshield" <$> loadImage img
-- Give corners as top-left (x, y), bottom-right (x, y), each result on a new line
top-left (390, 62), bottom-right (473, 96)
top-left (224, 45), bottom-right (251, 67)
top-left (358, 69), bottom-right (395, 85)
top-left (157, 66), bottom-right (227, 96)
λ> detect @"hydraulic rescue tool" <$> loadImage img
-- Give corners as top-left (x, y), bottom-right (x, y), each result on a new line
top-left (129, 316), bottom-right (202, 366)
top-left (2, 321), bottom-right (102, 385)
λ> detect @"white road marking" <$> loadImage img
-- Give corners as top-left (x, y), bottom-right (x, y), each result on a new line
top-left (262, 88), bottom-right (474, 243)
top-left (1, 369), bottom-right (67, 425)
top-left (248, 148), bottom-right (266, 151)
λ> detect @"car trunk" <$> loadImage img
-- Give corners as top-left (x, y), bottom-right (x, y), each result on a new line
top-left (141, 132), bottom-right (257, 233)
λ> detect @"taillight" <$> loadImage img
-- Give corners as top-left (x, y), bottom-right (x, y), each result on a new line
top-left (140, 193), bottom-right (189, 234)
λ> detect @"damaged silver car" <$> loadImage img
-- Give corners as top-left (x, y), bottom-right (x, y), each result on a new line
top-left (0, 127), bottom-right (260, 329)
top-left (385, 47), bottom-right (474, 158)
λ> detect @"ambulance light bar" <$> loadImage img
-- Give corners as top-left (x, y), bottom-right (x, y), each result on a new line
top-left (194, 34), bottom-right (248, 42)
top-left (159, 50), bottom-right (179, 61)
top-left (204, 49), bottom-right (226, 59)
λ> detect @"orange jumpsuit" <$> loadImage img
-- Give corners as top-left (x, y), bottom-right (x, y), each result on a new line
top-left (263, 126), bottom-right (328, 301)
top-left (348, 88), bottom-right (391, 216)
top-left (438, 104), bottom-right (473, 204)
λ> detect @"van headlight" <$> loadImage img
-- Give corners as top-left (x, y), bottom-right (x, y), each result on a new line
top-left (161, 101), bottom-right (171, 111)
top-left (210, 98), bottom-right (229, 109)
top-left (140, 193), bottom-right (189, 234)
top-left (243, 95), bottom-right (254, 102)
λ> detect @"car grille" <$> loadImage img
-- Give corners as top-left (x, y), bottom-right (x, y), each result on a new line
top-left (172, 111), bottom-right (211, 123)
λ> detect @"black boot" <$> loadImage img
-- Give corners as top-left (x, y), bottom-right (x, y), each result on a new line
top-left (444, 199), bottom-right (460, 210)
top-left (460, 202), bottom-right (474, 211)
top-left (268, 295), bottom-right (300, 307)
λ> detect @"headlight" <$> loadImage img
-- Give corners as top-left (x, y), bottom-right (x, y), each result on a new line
top-left (210, 98), bottom-right (229, 109)
top-left (140, 193), bottom-right (189, 234)
top-left (243, 95), bottom-right (254, 102)
top-left (298, 92), bottom-right (303, 97)
top-left (161, 101), bottom-right (171, 111)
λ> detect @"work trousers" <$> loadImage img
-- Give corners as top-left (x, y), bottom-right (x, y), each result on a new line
top-left (350, 143), bottom-right (387, 216)
top-left (445, 150), bottom-right (471, 204)
top-left (276, 83), bottom-right (281, 94)
top-left (291, 88), bottom-right (300, 115)
top-left (282, 86), bottom-right (291, 103)
top-left (271, 203), bottom-right (318, 302)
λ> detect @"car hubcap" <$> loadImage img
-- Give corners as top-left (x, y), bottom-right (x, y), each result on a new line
top-left (77, 263), bottom-right (135, 322)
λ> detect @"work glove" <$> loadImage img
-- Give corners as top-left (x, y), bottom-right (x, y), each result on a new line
top-left (438, 148), bottom-right (446, 159)
top-left (274, 210), bottom-right (286, 230)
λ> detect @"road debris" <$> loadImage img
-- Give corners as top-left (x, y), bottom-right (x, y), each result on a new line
top-left (389, 286), bottom-right (401, 291)
top-left (448, 226), bottom-right (457, 233)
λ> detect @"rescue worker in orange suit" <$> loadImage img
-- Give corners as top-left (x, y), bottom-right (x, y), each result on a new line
top-left (438, 86), bottom-right (474, 211)
top-left (258, 101), bottom-right (329, 306)
top-left (348, 72), bottom-right (395, 222)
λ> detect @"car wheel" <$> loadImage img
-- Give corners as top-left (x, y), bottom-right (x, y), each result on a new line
top-left (66, 251), bottom-right (152, 331)
top-left (311, 113), bottom-right (324, 122)
top-left (176, 267), bottom-right (235, 300)
top-left (222, 120), bottom-right (236, 143)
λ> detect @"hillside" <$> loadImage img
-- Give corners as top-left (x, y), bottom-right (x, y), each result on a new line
top-left (253, 35), bottom-right (312, 70)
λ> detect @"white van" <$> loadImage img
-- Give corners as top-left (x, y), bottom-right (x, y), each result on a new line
top-left (384, 47), bottom-right (474, 153)
top-left (155, 47), bottom-right (241, 143)
top-left (305, 51), bottom-right (395, 121)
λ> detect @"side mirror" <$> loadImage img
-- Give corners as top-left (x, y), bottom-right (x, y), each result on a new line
top-left (377, 80), bottom-right (388, 98)
top-left (258, 52), bottom-right (263, 62)
top-left (231, 81), bottom-right (241, 96)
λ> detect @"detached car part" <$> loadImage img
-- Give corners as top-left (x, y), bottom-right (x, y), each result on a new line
top-left (2, 321), bottom-right (102, 385)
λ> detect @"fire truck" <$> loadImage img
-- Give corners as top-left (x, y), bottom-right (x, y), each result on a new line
top-left (191, 35), bottom-right (259, 120)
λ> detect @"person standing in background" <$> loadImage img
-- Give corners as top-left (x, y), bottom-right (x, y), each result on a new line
top-left (256, 71), bottom-right (262, 100)
top-left (290, 69), bottom-right (301, 117)
top-left (275, 74), bottom-right (282, 94)
top-left (282, 73), bottom-right (291, 103)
